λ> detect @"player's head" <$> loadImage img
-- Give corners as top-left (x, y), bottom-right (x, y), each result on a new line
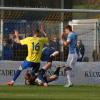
top-left (64, 25), bottom-right (72, 35)
top-left (77, 40), bottom-right (82, 47)
top-left (33, 29), bottom-right (41, 37)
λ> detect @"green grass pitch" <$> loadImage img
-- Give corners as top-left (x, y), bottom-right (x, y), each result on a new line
top-left (0, 85), bottom-right (100, 100)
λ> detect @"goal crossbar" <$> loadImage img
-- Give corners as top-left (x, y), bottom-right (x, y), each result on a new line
top-left (0, 7), bottom-right (100, 13)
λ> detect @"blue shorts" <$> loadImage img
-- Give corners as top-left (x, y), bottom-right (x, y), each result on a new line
top-left (21, 60), bottom-right (40, 74)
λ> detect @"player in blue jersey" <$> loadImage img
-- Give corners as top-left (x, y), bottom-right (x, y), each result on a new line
top-left (62, 25), bottom-right (78, 87)
top-left (41, 45), bottom-right (57, 62)
top-left (35, 40), bottom-right (60, 86)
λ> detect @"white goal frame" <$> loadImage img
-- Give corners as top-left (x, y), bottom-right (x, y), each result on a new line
top-left (0, 7), bottom-right (100, 13)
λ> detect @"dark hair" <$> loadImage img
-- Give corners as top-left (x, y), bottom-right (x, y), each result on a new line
top-left (65, 25), bottom-right (72, 31)
top-left (34, 29), bottom-right (40, 34)
top-left (34, 29), bottom-right (41, 37)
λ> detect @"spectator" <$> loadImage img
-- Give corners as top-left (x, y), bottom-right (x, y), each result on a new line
top-left (12, 35), bottom-right (27, 61)
top-left (3, 38), bottom-right (13, 60)
top-left (77, 40), bottom-right (85, 62)
top-left (9, 32), bottom-right (28, 61)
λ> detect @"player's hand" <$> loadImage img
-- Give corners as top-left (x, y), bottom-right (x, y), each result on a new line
top-left (40, 24), bottom-right (45, 33)
top-left (63, 41), bottom-right (67, 46)
top-left (14, 30), bottom-right (19, 37)
top-left (43, 83), bottom-right (48, 87)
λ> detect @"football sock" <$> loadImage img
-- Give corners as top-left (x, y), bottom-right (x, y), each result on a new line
top-left (66, 70), bottom-right (72, 85)
top-left (54, 67), bottom-right (60, 76)
top-left (13, 70), bottom-right (22, 81)
top-left (39, 68), bottom-right (45, 76)
top-left (37, 69), bottom-right (46, 82)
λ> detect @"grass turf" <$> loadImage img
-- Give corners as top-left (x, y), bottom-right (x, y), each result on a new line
top-left (0, 85), bottom-right (100, 100)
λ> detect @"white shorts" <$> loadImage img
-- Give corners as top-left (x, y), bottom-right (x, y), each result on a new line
top-left (66, 53), bottom-right (77, 68)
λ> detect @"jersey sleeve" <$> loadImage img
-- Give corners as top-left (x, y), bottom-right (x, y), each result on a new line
top-left (67, 34), bottom-right (72, 42)
top-left (40, 37), bottom-right (48, 44)
top-left (20, 37), bottom-right (30, 45)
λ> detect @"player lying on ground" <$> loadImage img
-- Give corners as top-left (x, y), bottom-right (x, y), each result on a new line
top-left (35, 44), bottom-right (60, 86)
top-left (25, 66), bottom-right (61, 86)
top-left (8, 27), bottom-right (48, 86)
top-left (35, 43), bottom-right (59, 86)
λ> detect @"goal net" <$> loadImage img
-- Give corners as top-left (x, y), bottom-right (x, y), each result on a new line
top-left (0, 7), bottom-right (100, 62)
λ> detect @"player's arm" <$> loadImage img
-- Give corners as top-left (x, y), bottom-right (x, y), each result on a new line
top-left (14, 30), bottom-right (29, 45)
top-left (62, 33), bottom-right (71, 46)
top-left (63, 40), bottom-right (70, 46)
top-left (39, 25), bottom-right (49, 44)
top-left (40, 24), bottom-right (48, 37)
top-left (14, 30), bottom-right (21, 44)
top-left (60, 33), bottom-right (69, 46)
top-left (42, 30), bottom-right (48, 37)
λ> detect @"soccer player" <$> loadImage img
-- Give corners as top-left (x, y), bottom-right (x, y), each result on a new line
top-left (41, 44), bottom-right (59, 70)
top-left (25, 65), bottom-right (61, 86)
top-left (35, 42), bottom-right (59, 86)
top-left (62, 25), bottom-right (78, 87)
top-left (41, 45), bottom-right (58, 62)
top-left (7, 29), bottom-right (48, 86)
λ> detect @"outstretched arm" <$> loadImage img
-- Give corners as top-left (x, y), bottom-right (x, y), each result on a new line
top-left (40, 24), bottom-right (48, 37)
top-left (14, 30), bottom-right (21, 44)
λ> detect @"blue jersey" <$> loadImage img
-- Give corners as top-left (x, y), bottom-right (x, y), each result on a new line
top-left (67, 32), bottom-right (77, 54)
top-left (41, 47), bottom-right (56, 61)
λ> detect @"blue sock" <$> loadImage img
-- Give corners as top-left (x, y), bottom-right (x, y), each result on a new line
top-left (13, 70), bottom-right (22, 81)
top-left (40, 69), bottom-right (45, 76)
top-left (38, 69), bottom-right (45, 81)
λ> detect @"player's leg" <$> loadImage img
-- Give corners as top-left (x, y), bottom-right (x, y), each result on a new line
top-left (47, 66), bottom-right (61, 83)
top-left (8, 60), bottom-right (32, 86)
top-left (29, 63), bottom-right (40, 85)
top-left (64, 67), bottom-right (72, 87)
top-left (64, 54), bottom-right (77, 87)
top-left (47, 75), bottom-right (57, 82)
top-left (24, 63), bottom-right (40, 85)
top-left (36, 51), bottom-right (59, 83)
top-left (31, 63), bottom-right (40, 77)
top-left (40, 66), bottom-right (61, 87)
top-left (41, 51), bottom-right (59, 71)
top-left (64, 54), bottom-right (73, 87)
